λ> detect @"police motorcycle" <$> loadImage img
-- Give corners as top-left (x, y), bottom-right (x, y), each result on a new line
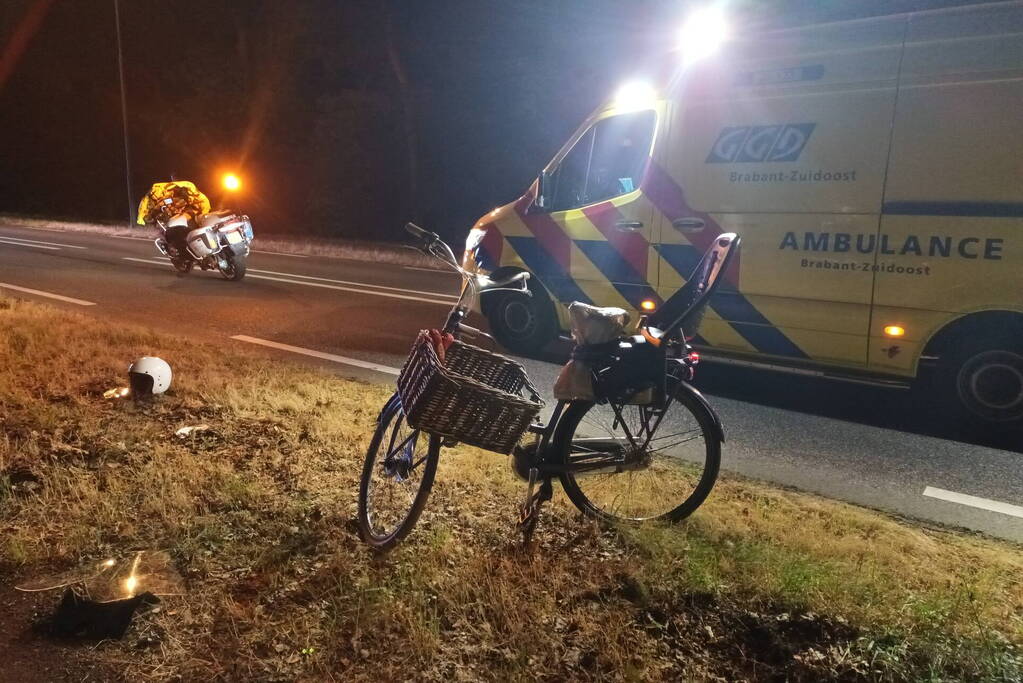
top-left (141, 183), bottom-right (254, 282)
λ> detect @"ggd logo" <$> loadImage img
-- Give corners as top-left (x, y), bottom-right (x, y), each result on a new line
top-left (706, 123), bottom-right (815, 163)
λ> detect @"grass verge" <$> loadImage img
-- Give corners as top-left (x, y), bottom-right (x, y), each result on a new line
top-left (1, 296), bottom-right (1021, 681)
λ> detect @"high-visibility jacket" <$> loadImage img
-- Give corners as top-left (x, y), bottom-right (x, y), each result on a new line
top-left (136, 181), bottom-right (211, 225)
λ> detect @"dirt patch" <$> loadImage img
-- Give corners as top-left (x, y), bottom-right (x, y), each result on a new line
top-left (644, 592), bottom-right (862, 681)
top-left (0, 585), bottom-right (114, 682)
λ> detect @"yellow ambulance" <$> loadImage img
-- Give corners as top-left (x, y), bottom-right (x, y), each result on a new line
top-left (464, 1), bottom-right (1023, 426)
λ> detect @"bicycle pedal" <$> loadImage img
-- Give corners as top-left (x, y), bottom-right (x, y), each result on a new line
top-left (517, 505), bottom-right (533, 526)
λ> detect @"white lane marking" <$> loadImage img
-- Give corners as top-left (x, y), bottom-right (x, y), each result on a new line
top-left (0, 282), bottom-right (96, 306)
top-left (122, 257), bottom-right (454, 306)
top-left (232, 335), bottom-right (400, 375)
top-left (123, 257), bottom-right (169, 266)
top-left (247, 273), bottom-right (453, 305)
top-left (404, 266), bottom-right (449, 274)
top-left (247, 267), bottom-right (458, 299)
top-left (923, 486), bottom-right (1023, 519)
top-left (0, 235), bottom-right (87, 249)
top-left (0, 237), bottom-right (59, 250)
top-left (135, 256), bottom-right (452, 297)
top-left (253, 250), bottom-right (309, 258)
top-left (108, 234), bottom-right (155, 241)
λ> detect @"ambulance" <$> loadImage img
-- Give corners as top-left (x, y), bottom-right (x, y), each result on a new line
top-left (464, 1), bottom-right (1023, 426)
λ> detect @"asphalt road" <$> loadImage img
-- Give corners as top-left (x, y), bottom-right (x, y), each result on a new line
top-left (1, 220), bottom-right (1021, 542)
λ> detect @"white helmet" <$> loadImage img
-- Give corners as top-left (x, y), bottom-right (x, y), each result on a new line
top-left (128, 357), bottom-right (172, 396)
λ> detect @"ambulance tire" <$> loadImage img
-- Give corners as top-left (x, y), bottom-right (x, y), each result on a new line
top-left (486, 278), bottom-right (558, 354)
top-left (936, 336), bottom-right (1023, 428)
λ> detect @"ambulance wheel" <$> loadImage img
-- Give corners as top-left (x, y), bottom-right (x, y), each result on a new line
top-left (486, 280), bottom-right (557, 354)
top-left (937, 337), bottom-right (1023, 426)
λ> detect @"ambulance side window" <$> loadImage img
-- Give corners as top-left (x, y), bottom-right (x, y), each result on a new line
top-left (549, 109), bottom-right (655, 212)
top-left (550, 129), bottom-right (595, 212)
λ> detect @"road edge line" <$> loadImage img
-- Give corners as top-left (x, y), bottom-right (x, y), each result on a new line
top-left (0, 237), bottom-right (60, 251)
top-left (0, 282), bottom-right (96, 306)
top-left (922, 486), bottom-right (1023, 519)
top-left (231, 335), bottom-right (400, 376)
top-left (0, 235), bottom-right (88, 249)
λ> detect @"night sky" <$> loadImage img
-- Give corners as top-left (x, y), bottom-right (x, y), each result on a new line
top-left (0, 0), bottom-right (989, 243)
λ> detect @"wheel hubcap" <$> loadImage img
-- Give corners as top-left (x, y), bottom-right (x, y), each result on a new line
top-left (957, 350), bottom-right (1023, 421)
top-left (502, 298), bottom-right (535, 336)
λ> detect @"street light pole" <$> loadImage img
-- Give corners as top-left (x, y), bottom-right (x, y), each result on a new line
top-left (113, 0), bottom-right (134, 224)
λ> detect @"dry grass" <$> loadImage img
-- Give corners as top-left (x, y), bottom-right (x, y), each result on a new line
top-left (1, 296), bottom-right (1021, 681)
top-left (0, 214), bottom-right (438, 268)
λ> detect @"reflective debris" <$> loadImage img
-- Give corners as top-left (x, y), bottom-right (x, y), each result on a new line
top-left (103, 386), bottom-right (131, 400)
top-left (16, 551), bottom-right (184, 640)
top-left (16, 550), bottom-right (184, 603)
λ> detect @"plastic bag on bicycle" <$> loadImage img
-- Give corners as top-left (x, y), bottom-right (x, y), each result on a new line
top-left (553, 302), bottom-right (665, 404)
top-left (553, 303), bottom-right (627, 401)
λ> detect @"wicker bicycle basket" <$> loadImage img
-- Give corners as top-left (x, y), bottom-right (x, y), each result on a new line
top-left (397, 332), bottom-right (543, 454)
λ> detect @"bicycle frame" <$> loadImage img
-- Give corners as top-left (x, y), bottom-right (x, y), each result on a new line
top-left (362, 224), bottom-right (730, 548)
top-left (405, 223), bottom-right (723, 479)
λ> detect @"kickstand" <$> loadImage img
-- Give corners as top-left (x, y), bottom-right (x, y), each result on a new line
top-left (518, 468), bottom-right (553, 548)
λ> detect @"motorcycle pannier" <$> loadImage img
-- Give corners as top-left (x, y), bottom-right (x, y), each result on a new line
top-left (186, 227), bottom-right (218, 258)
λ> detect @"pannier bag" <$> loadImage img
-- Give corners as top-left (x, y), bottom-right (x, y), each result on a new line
top-left (550, 302), bottom-right (662, 406)
top-left (589, 334), bottom-right (666, 406)
top-left (553, 303), bottom-right (628, 401)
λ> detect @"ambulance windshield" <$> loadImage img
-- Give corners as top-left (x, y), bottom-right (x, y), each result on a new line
top-left (548, 109), bottom-right (655, 212)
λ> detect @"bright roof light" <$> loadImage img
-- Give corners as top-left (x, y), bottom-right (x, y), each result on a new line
top-left (613, 80), bottom-right (657, 111)
top-left (680, 7), bottom-right (729, 65)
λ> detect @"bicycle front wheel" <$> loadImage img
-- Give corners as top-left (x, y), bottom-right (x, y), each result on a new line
top-left (554, 381), bottom-right (720, 524)
top-left (357, 394), bottom-right (440, 550)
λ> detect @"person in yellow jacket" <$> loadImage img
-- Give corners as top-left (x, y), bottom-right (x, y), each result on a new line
top-left (137, 179), bottom-right (212, 256)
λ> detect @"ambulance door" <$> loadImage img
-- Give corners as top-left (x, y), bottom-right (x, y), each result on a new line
top-left (653, 19), bottom-right (905, 368)
top-left (541, 108), bottom-right (660, 310)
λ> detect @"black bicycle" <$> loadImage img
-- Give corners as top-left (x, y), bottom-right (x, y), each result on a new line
top-left (357, 222), bottom-right (739, 550)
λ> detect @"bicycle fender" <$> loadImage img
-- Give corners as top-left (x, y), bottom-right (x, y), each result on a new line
top-left (379, 392), bottom-right (401, 424)
top-left (676, 382), bottom-right (725, 444)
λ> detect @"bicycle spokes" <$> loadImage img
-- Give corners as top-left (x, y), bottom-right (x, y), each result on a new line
top-left (565, 393), bottom-right (714, 521)
top-left (364, 412), bottom-right (432, 539)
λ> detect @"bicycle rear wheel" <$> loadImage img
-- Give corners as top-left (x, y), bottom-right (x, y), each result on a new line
top-left (357, 394), bottom-right (440, 550)
top-left (554, 380), bottom-right (720, 524)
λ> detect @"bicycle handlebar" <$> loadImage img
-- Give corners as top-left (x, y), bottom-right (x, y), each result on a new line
top-left (403, 222), bottom-right (531, 322)
top-left (405, 222), bottom-right (438, 242)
